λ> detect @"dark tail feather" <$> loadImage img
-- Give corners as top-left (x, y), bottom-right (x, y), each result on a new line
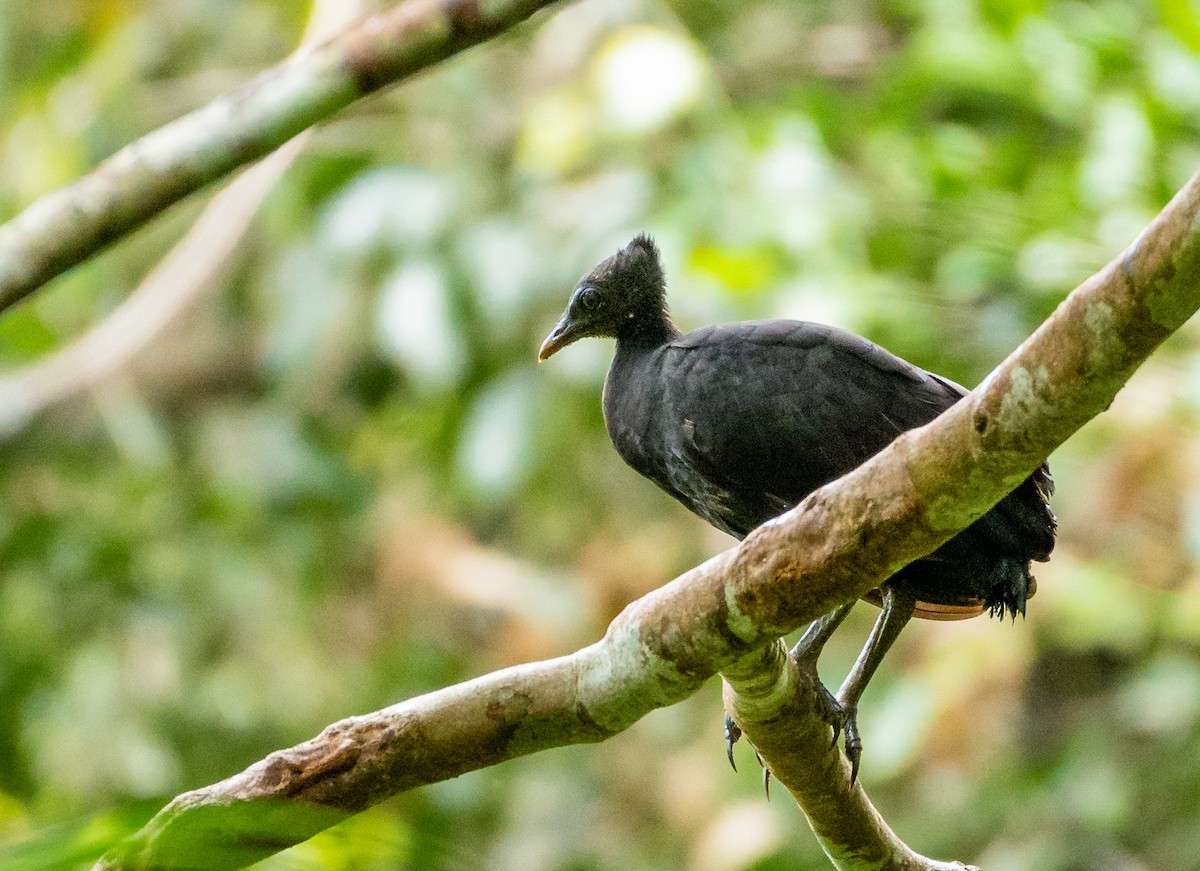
top-left (986, 557), bottom-right (1035, 621)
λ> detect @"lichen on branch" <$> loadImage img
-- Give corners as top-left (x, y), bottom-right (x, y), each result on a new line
top-left (92, 172), bottom-right (1200, 870)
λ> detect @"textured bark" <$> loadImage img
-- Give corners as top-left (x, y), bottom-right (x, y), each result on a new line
top-left (93, 589), bottom-right (728, 871)
top-left (0, 0), bottom-right (564, 311)
top-left (91, 172), bottom-right (1200, 870)
top-left (723, 646), bottom-right (977, 871)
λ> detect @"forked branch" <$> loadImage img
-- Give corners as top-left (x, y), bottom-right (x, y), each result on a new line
top-left (93, 173), bottom-right (1200, 870)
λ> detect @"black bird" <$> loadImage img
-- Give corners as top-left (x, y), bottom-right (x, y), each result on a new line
top-left (538, 235), bottom-right (1056, 782)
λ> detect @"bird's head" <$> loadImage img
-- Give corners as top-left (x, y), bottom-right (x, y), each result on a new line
top-left (538, 234), bottom-right (668, 361)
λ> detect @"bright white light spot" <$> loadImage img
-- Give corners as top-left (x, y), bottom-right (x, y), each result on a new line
top-left (1080, 96), bottom-right (1152, 207)
top-left (593, 26), bottom-right (706, 133)
top-left (456, 372), bottom-right (534, 501)
top-left (1017, 233), bottom-right (1098, 293)
top-left (1147, 33), bottom-right (1200, 116)
top-left (757, 139), bottom-right (829, 198)
top-left (377, 260), bottom-right (465, 389)
top-left (463, 220), bottom-right (536, 326)
top-left (757, 141), bottom-right (829, 247)
top-left (753, 119), bottom-right (847, 251)
top-left (320, 167), bottom-right (454, 256)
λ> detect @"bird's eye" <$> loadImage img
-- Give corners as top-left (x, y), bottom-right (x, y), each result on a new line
top-left (577, 287), bottom-right (601, 311)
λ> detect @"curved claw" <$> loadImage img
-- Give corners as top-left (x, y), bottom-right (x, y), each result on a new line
top-left (724, 714), bottom-right (742, 771)
top-left (843, 709), bottom-right (862, 786)
top-left (762, 765), bottom-right (772, 800)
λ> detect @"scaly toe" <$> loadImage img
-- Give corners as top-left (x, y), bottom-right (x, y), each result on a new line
top-left (818, 684), bottom-right (846, 749)
top-left (842, 709), bottom-right (862, 785)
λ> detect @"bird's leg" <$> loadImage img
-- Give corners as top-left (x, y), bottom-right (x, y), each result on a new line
top-left (791, 602), bottom-right (856, 663)
top-left (789, 602), bottom-right (855, 739)
top-left (835, 584), bottom-right (917, 784)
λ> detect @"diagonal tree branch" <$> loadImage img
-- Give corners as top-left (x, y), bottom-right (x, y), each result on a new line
top-left (93, 172), bottom-right (1200, 870)
top-left (713, 171), bottom-right (1200, 870)
top-left (0, 0), bottom-right (566, 312)
top-left (0, 141), bottom-right (301, 435)
top-left (0, 0), bottom-right (366, 434)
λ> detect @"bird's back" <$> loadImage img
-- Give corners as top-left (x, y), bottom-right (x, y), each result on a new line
top-left (603, 319), bottom-right (1055, 619)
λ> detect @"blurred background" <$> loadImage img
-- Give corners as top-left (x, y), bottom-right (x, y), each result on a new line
top-left (1, 0), bottom-right (1200, 869)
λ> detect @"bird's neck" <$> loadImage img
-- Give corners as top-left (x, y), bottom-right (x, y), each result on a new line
top-left (614, 311), bottom-right (679, 356)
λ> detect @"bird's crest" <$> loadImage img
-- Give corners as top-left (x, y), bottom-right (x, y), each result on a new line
top-left (587, 234), bottom-right (663, 284)
top-left (581, 234), bottom-right (668, 324)
top-left (628, 233), bottom-right (660, 260)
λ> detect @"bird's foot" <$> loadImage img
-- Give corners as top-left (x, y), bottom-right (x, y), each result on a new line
top-left (724, 714), bottom-right (773, 799)
top-left (792, 650), bottom-right (847, 748)
top-left (814, 684), bottom-right (863, 785)
top-left (793, 656), bottom-right (863, 785)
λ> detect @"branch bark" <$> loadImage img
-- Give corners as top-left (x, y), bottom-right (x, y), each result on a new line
top-left (91, 172), bottom-right (1200, 870)
top-left (0, 0), bottom-right (565, 311)
top-left (722, 644), bottom-right (977, 871)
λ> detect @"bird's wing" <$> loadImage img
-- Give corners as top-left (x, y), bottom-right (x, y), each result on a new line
top-left (652, 319), bottom-right (1054, 622)
top-left (662, 320), bottom-right (965, 529)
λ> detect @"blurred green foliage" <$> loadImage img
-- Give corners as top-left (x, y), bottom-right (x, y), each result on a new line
top-left (1, 0), bottom-right (1200, 869)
